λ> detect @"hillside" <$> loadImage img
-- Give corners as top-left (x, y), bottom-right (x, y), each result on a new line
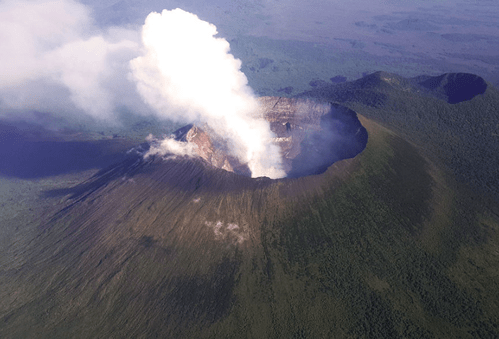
top-left (298, 72), bottom-right (499, 199)
top-left (1, 91), bottom-right (498, 338)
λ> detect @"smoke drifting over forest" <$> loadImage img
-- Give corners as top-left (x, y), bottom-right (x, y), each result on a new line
top-left (0, 1), bottom-right (284, 178)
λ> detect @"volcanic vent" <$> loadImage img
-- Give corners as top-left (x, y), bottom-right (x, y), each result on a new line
top-left (157, 97), bottom-right (368, 178)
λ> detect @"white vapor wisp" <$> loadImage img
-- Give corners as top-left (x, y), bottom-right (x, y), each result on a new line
top-left (144, 134), bottom-right (198, 159)
top-left (130, 9), bottom-right (285, 179)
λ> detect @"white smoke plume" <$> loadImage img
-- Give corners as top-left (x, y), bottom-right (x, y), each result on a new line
top-left (0, 0), bottom-right (142, 122)
top-left (130, 9), bottom-right (285, 178)
top-left (0, 1), bottom-right (285, 178)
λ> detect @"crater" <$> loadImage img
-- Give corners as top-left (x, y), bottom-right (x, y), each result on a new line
top-left (419, 73), bottom-right (487, 104)
top-left (170, 97), bottom-right (368, 179)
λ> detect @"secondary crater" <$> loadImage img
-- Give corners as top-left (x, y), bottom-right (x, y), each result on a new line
top-left (419, 73), bottom-right (487, 104)
top-left (167, 97), bottom-right (368, 179)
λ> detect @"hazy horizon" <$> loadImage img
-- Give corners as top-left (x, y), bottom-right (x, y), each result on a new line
top-left (1, 0), bottom-right (498, 130)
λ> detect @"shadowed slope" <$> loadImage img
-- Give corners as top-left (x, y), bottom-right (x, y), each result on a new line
top-left (0, 121), bottom-right (136, 179)
top-left (1, 108), bottom-right (498, 338)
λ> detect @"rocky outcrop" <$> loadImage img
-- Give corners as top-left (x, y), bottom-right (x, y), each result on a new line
top-left (184, 125), bottom-right (251, 177)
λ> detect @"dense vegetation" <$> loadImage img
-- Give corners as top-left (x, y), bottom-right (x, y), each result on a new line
top-left (299, 72), bottom-right (499, 199)
top-left (1, 105), bottom-right (498, 338)
top-left (1, 73), bottom-right (498, 338)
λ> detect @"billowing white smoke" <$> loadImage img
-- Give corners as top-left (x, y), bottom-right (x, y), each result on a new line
top-left (130, 9), bottom-right (285, 179)
top-left (0, 1), bottom-right (284, 178)
top-left (0, 0), bottom-right (142, 122)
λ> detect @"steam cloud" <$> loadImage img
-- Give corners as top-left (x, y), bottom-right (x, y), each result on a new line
top-left (130, 9), bottom-right (285, 178)
top-left (0, 1), bottom-right (285, 178)
top-left (0, 0), bottom-right (142, 122)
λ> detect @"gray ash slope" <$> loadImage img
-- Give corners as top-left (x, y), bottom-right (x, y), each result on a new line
top-left (1, 75), bottom-right (499, 338)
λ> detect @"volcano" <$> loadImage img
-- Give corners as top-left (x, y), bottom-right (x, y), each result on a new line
top-left (1, 73), bottom-right (498, 338)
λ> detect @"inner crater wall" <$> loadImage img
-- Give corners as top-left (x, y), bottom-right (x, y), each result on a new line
top-left (257, 97), bottom-right (368, 178)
